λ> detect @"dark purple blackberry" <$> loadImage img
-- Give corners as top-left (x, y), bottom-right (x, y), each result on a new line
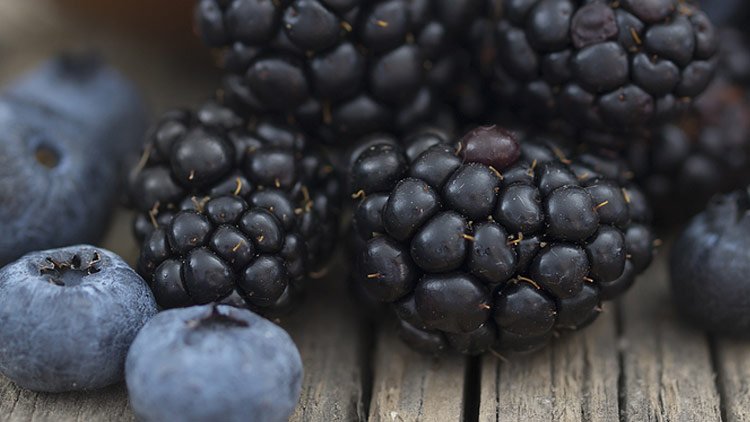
top-left (195, 0), bottom-right (493, 143)
top-left (129, 99), bottom-right (341, 315)
top-left (349, 125), bottom-right (656, 355)
top-left (491, 0), bottom-right (719, 134)
top-left (624, 28), bottom-right (750, 222)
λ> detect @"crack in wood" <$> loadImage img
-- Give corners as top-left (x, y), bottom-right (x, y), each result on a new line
top-left (462, 356), bottom-right (480, 422)
top-left (708, 335), bottom-right (728, 422)
top-left (616, 301), bottom-right (626, 422)
top-left (495, 360), bottom-right (500, 422)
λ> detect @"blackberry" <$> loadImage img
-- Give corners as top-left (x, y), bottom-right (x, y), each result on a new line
top-left (195, 0), bottom-right (492, 143)
top-left (625, 29), bottom-right (750, 221)
top-left (129, 99), bottom-right (341, 315)
top-left (491, 0), bottom-right (719, 134)
top-left (350, 126), bottom-right (655, 355)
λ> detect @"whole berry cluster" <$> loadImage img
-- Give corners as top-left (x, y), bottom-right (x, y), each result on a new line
top-left (491, 0), bottom-right (719, 134)
top-left (349, 127), bottom-right (655, 354)
top-left (129, 99), bottom-right (342, 314)
top-left (195, 0), bottom-right (493, 143)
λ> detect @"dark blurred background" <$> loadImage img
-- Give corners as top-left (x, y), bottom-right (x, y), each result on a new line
top-left (0, 0), bottom-right (221, 116)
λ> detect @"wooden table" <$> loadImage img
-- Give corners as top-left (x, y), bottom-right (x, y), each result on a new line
top-left (1, 1), bottom-right (749, 421)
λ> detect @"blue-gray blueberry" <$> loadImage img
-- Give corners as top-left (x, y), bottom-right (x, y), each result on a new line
top-left (0, 53), bottom-right (147, 266)
top-left (670, 189), bottom-right (750, 337)
top-left (0, 245), bottom-right (158, 392)
top-left (126, 304), bottom-right (302, 422)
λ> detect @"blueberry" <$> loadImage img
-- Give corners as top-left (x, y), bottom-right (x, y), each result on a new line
top-left (0, 245), bottom-right (157, 392)
top-left (126, 304), bottom-right (302, 422)
top-left (0, 53), bottom-right (147, 266)
top-left (670, 190), bottom-right (750, 336)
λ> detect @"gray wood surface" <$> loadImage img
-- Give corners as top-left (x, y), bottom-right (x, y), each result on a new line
top-left (284, 259), bottom-right (372, 422)
top-left (619, 242), bottom-right (722, 422)
top-left (368, 327), bottom-right (469, 422)
top-left (714, 338), bottom-right (750, 422)
top-left (3, 1), bottom-right (750, 422)
top-left (479, 306), bottom-right (619, 422)
top-left (0, 380), bottom-right (132, 422)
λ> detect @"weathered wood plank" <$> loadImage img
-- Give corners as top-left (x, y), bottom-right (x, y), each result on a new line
top-left (619, 242), bottom-right (722, 422)
top-left (283, 275), bottom-right (372, 422)
top-left (0, 376), bottom-right (133, 422)
top-left (481, 345), bottom-right (555, 421)
top-left (575, 309), bottom-right (620, 421)
top-left (479, 306), bottom-right (619, 422)
top-left (713, 337), bottom-right (750, 422)
top-left (368, 326), bottom-right (469, 422)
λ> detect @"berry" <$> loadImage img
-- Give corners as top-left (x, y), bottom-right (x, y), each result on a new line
top-left (350, 126), bottom-right (655, 355)
top-left (670, 189), bottom-right (750, 337)
top-left (126, 304), bottom-right (302, 422)
top-left (625, 29), bottom-right (750, 222)
top-left (195, 0), bottom-right (492, 143)
top-left (129, 99), bottom-right (342, 315)
top-left (0, 53), bottom-right (146, 266)
top-left (0, 245), bottom-right (157, 392)
top-left (491, 0), bottom-right (719, 134)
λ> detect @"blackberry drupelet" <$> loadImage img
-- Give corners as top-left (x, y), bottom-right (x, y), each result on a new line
top-left (195, 0), bottom-right (492, 143)
top-left (625, 29), bottom-right (750, 221)
top-left (491, 0), bottom-right (719, 135)
top-left (350, 126), bottom-right (655, 355)
top-left (129, 99), bottom-right (341, 315)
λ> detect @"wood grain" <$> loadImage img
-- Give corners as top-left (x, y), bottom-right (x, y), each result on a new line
top-left (479, 306), bottom-right (619, 422)
top-left (618, 242), bottom-right (722, 422)
top-left (284, 259), bottom-right (373, 422)
top-left (713, 337), bottom-right (750, 422)
top-left (0, 377), bottom-right (133, 422)
top-left (368, 326), bottom-right (469, 422)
